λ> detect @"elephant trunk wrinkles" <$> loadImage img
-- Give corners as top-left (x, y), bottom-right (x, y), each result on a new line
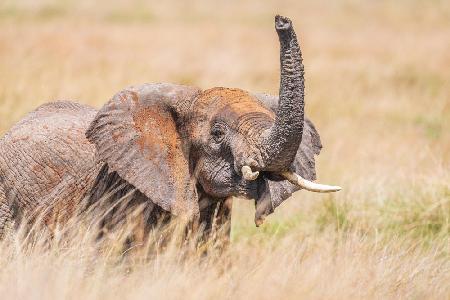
top-left (261, 15), bottom-right (305, 171)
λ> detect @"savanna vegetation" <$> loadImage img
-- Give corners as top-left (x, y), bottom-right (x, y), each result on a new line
top-left (0, 0), bottom-right (449, 299)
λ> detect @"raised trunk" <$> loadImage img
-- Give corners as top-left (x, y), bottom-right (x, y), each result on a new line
top-left (261, 15), bottom-right (305, 171)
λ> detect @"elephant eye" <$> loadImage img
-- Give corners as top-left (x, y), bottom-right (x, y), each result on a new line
top-left (210, 123), bottom-right (227, 143)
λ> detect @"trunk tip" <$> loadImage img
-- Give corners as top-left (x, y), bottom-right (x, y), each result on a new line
top-left (275, 15), bottom-right (292, 31)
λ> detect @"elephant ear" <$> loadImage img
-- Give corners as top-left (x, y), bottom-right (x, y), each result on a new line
top-left (253, 93), bottom-right (322, 223)
top-left (86, 83), bottom-right (201, 217)
top-left (292, 118), bottom-right (322, 181)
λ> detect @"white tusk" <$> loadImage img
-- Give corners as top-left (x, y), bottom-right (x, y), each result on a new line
top-left (242, 166), bottom-right (260, 181)
top-left (280, 171), bottom-right (342, 193)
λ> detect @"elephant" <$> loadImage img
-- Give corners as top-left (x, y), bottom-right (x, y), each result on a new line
top-left (0, 15), bottom-right (340, 241)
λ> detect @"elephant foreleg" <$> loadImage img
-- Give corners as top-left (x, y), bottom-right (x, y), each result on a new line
top-left (198, 196), bottom-right (233, 248)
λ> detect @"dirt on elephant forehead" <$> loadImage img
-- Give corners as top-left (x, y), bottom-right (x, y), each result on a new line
top-left (195, 87), bottom-right (275, 126)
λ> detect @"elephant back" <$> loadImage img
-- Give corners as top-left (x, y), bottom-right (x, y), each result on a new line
top-left (0, 101), bottom-right (102, 222)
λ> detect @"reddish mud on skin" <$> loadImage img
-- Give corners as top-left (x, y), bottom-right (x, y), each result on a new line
top-left (85, 84), bottom-right (201, 217)
top-left (132, 103), bottom-right (192, 214)
top-left (0, 15), bottom-right (331, 239)
top-left (193, 87), bottom-right (275, 125)
top-left (190, 87), bottom-right (275, 156)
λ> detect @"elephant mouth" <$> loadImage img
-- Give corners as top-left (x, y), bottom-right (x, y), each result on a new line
top-left (253, 172), bottom-right (290, 227)
top-left (248, 170), bottom-right (341, 226)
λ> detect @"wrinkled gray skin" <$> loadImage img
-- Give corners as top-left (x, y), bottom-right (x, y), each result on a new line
top-left (0, 16), bottom-right (322, 240)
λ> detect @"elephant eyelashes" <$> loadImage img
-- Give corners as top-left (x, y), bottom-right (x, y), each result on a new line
top-left (210, 123), bottom-right (227, 144)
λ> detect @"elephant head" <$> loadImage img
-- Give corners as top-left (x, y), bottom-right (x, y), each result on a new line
top-left (86, 15), bottom-right (341, 226)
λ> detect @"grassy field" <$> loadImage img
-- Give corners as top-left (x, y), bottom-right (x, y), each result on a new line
top-left (0, 0), bottom-right (449, 299)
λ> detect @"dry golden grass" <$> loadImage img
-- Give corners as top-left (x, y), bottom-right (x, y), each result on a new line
top-left (0, 0), bottom-right (449, 299)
